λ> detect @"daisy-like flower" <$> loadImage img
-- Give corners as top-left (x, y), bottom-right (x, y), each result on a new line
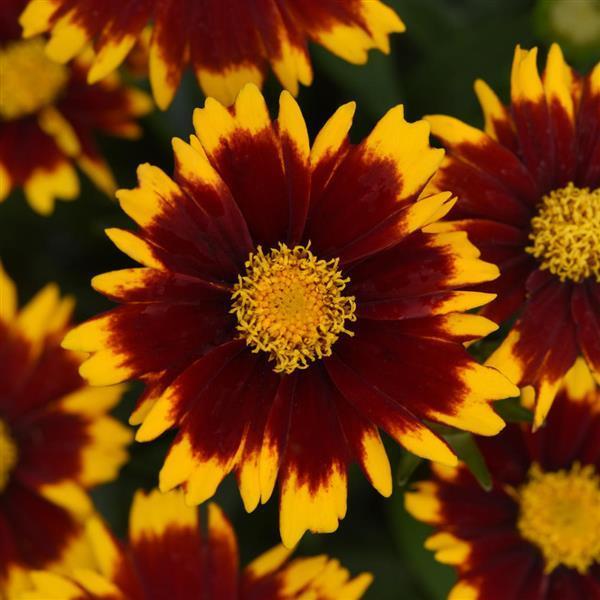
top-left (62, 84), bottom-right (518, 547)
top-left (21, 488), bottom-right (373, 599)
top-left (19, 0), bottom-right (405, 109)
top-left (423, 44), bottom-right (600, 428)
top-left (0, 0), bottom-right (151, 215)
top-left (406, 359), bottom-right (600, 600)
top-left (0, 264), bottom-right (131, 596)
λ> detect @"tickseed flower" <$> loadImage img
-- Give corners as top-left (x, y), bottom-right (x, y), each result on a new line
top-left (19, 0), bottom-right (405, 109)
top-left (62, 84), bottom-right (518, 547)
top-left (406, 358), bottom-right (600, 600)
top-left (21, 488), bottom-right (373, 599)
top-left (0, 263), bottom-right (131, 597)
top-left (0, 0), bottom-right (151, 215)
top-left (424, 44), bottom-right (600, 428)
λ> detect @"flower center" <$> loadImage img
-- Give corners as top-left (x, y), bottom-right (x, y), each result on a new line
top-left (0, 418), bottom-right (18, 493)
top-left (526, 182), bottom-right (600, 283)
top-left (0, 38), bottom-right (69, 121)
top-left (231, 243), bottom-right (357, 374)
top-left (517, 463), bottom-right (600, 574)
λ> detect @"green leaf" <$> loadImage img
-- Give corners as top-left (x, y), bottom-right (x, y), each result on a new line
top-left (494, 397), bottom-right (533, 423)
top-left (397, 451), bottom-right (424, 486)
top-left (389, 493), bottom-right (455, 600)
top-left (444, 432), bottom-right (492, 491)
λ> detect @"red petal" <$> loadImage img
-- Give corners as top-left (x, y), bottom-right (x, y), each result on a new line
top-left (208, 127), bottom-right (290, 248)
top-left (572, 282), bottom-right (600, 379)
top-left (0, 482), bottom-right (80, 570)
top-left (434, 156), bottom-right (535, 225)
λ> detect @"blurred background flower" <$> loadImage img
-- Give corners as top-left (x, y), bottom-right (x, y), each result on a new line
top-left (0, 0), bottom-right (151, 215)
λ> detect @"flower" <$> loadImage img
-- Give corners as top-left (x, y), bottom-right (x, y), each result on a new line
top-left (405, 358), bottom-right (600, 600)
top-left (62, 84), bottom-right (518, 547)
top-left (19, 0), bottom-right (405, 109)
top-left (21, 488), bottom-right (373, 599)
top-left (0, 263), bottom-right (131, 596)
top-left (423, 44), bottom-right (600, 428)
top-left (0, 0), bottom-right (152, 215)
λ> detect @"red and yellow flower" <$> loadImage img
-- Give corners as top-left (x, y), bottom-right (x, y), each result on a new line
top-left (0, 263), bottom-right (131, 596)
top-left (62, 85), bottom-right (518, 547)
top-left (21, 488), bottom-right (373, 599)
top-left (0, 0), bottom-right (151, 215)
top-left (19, 0), bottom-right (405, 109)
top-left (406, 359), bottom-right (600, 600)
top-left (423, 44), bottom-right (600, 428)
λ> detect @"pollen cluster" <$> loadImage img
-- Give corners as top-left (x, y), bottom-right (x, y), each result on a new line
top-left (231, 243), bottom-right (357, 374)
top-left (0, 38), bottom-right (69, 121)
top-left (517, 463), bottom-right (600, 574)
top-left (0, 419), bottom-right (18, 493)
top-left (526, 183), bottom-right (600, 283)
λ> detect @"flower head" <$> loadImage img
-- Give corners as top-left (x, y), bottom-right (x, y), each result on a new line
top-left (0, 0), bottom-right (152, 215)
top-left (424, 44), bottom-right (600, 427)
top-left (21, 488), bottom-right (373, 599)
top-left (0, 263), bottom-right (131, 595)
top-left (20, 0), bottom-right (405, 108)
top-left (406, 358), bottom-right (600, 600)
top-left (62, 85), bottom-right (518, 547)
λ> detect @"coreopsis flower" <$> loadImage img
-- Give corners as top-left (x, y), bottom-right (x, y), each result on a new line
top-left (62, 84), bottom-right (518, 547)
top-left (21, 488), bottom-right (372, 599)
top-left (0, 264), bottom-right (131, 596)
top-left (423, 43), bottom-right (600, 428)
top-left (0, 0), bottom-right (152, 215)
top-left (406, 359), bottom-right (600, 600)
top-left (19, 0), bottom-right (405, 109)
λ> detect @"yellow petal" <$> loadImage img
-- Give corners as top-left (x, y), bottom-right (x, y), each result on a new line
top-left (425, 532), bottom-right (471, 565)
top-left (511, 45), bottom-right (544, 104)
top-left (245, 545), bottom-right (293, 579)
top-left (0, 261), bottom-right (17, 321)
top-left (105, 228), bottom-right (164, 270)
top-left (19, 0), bottom-right (60, 37)
top-left (38, 106), bottom-right (81, 156)
top-left (278, 91), bottom-right (310, 161)
top-left (130, 488), bottom-right (198, 542)
top-left (234, 83), bottom-right (272, 134)
top-left (364, 106), bottom-right (444, 201)
top-left (45, 11), bottom-right (89, 63)
top-left (159, 433), bottom-right (196, 491)
top-left (404, 481), bottom-right (442, 523)
top-left (311, 102), bottom-right (355, 169)
top-left (24, 163), bottom-right (79, 216)
top-left (543, 43), bottom-right (574, 121)
top-left (474, 79), bottom-right (512, 141)
top-left (279, 466), bottom-right (347, 548)
top-left (18, 283), bottom-right (60, 342)
top-left (196, 65), bottom-right (264, 108)
top-left (88, 35), bottom-right (137, 83)
top-left (562, 357), bottom-right (596, 402)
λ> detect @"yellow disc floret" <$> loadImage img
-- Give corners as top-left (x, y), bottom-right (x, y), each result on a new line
top-left (231, 243), bottom-right (357, 374)
top-left (517, 463), bottom-right (600, 574)
top-left (0, 38), bottom-right (69, 121)
top-left (0, 418), bottom-right (18, 493)
top-left (526, 182), bottom-right (600, 283)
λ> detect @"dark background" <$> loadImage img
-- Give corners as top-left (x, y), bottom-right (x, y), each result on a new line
top-left (1, 1), bottom-right (598, 597)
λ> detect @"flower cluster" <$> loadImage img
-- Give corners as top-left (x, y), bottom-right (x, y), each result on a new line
top-left (1, 1), bottom-right (599, 598)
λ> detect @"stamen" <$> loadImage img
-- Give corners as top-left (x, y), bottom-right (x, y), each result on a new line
top-left (0, 38), bottom-right (69, 121)
top-left (231, 243), bottom-right (356, 374)
top-left (517, 463), bottom-right (600, 573)
top-left (526, 182), bottom-right (600, 283)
